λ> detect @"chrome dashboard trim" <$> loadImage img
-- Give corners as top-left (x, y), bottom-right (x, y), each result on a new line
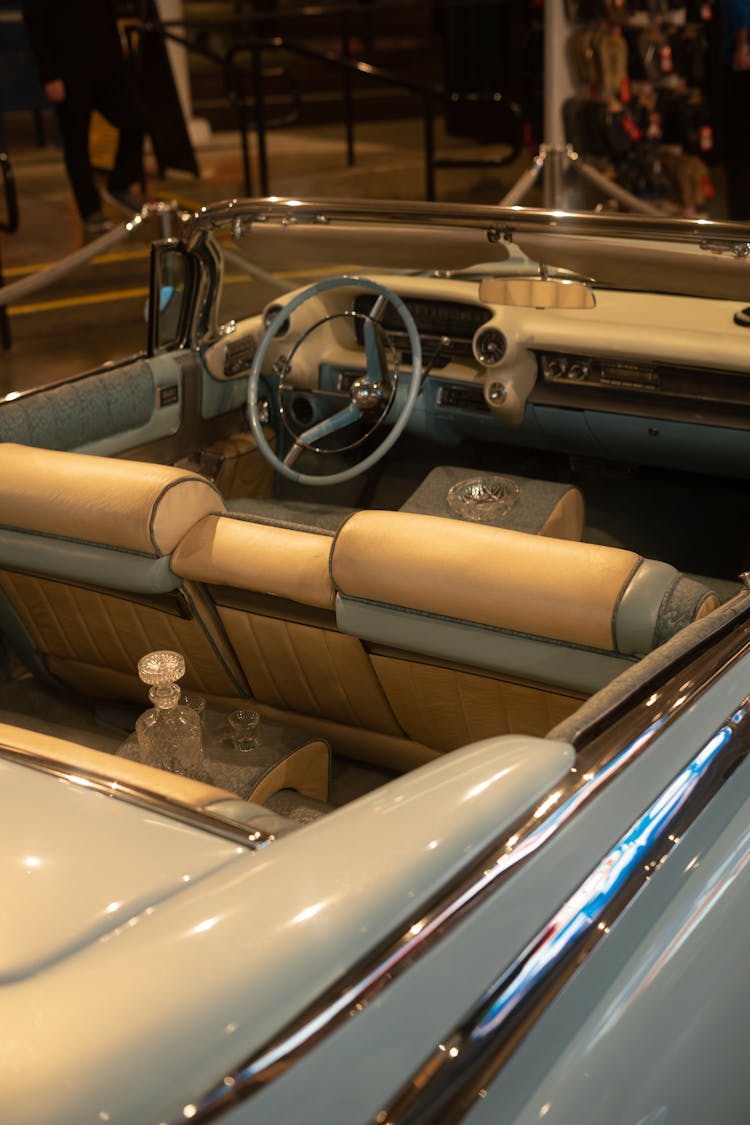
top-left (0, 742), bottom-right (274, 848)
top-left (177, 600), bottom-right (750, 1123)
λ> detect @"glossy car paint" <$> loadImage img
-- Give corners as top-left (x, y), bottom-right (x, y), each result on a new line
top-left (0, 754), bottom-right (245, 982)
top-left (0, 732), bottom-right (571, 1124)
top-left (205, 647), bottom-right (750, 1125)
top-left (470, 752), bottom-right (750, 1125)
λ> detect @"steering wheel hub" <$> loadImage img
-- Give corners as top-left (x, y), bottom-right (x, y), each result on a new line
top-left (350, 377), bottom-right (389, 410)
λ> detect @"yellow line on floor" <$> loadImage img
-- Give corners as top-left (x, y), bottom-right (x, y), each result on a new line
top-left (3, 247), bottom-right (150, 279)
top-left (7, 263), bottom-right (361, 314)
top-left (10, 286), bottom-right (149, 315)
top-left (163, 193), bottom-right (204, 212)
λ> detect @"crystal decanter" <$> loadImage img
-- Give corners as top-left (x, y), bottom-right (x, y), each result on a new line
top-left (135, 650), bottom-right (203, 774)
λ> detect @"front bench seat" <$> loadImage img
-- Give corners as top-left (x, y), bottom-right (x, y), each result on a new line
top-left (330, 510), bottom-right (720, 752)
top-left (0, 444), bottom-right (248, 704)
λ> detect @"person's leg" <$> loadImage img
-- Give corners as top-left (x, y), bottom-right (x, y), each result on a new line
top-left (54, 82), bottom-right (100, 219)
top-left (93, 68), bottom-right (146, 194)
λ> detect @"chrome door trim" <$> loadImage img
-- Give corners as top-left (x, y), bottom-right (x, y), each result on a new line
top-left (376, 695), bottom-right (750, 1124)
top-left (0, 743), bottom-right (274, 848)
top-left (176, 602), bottom-right (750, 1123)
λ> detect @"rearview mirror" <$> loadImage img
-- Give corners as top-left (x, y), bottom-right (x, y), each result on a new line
top-left (478, 276), bottom-right (596, 309)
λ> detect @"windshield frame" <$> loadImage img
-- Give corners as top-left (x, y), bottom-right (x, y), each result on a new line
top-left (185, 198), bottom-right (750, 320)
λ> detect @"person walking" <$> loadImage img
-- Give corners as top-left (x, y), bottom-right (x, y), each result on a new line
top-left (23, 0), bottom-right (146, 235)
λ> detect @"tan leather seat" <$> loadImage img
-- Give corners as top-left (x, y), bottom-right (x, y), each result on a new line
top-left (171, 511), bottom-right (439, 770)
top-left (330, 510), bottom-right (720, 752)
top-left (0, 444), bottom-right (247, 705)
top-left (174, 505), bottom-right (720, 764)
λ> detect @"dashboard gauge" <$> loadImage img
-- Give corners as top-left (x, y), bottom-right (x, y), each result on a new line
top-left (474, 326), bottom-right (507, 366)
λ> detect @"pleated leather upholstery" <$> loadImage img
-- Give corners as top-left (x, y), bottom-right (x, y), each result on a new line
top-left (171, 510), bottom-right (406, 745)
top-left (217, 607), bottom-right (402, 735)
top-left (370, 655), bottom-right (583, 752)
top-left (0, 572), bottom-right (244, 702)
top-left (0, 446), bottom-right (248, 704)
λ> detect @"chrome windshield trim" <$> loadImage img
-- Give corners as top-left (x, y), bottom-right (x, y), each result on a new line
top-left (0, 743), bottom-right (274, 848)
top-left (177, 602), bottom-right (750, 1123)
top-left (191, 196), bottom-right (750, 249)
top-left (377, 695), bottom-right (750, 1125)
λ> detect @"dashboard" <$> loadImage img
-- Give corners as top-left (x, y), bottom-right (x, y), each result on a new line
top-left (206, 272), bottom-right (750, 477)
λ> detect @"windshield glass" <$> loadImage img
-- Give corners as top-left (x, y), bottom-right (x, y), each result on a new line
top-left (200, 201), bottom-right (750, 328)
top-left (213, 220), bottom-right (525, 326)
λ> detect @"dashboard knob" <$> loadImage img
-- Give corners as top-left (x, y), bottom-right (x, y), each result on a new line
top-left (487, 381), bottom-right (507, 404)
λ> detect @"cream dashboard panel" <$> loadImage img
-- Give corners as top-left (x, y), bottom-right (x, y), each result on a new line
top-left (202, 277), bottom-right (750, 422)
top-left (203, 277), bottom-right (492, 385)
top-left (521, 288), bottom-right (750, 371)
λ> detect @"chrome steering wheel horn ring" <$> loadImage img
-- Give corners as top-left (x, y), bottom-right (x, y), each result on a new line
top-left (274, 309), bottom-right (400, 456)
top-left (248, 275), bottom-right (423, 486)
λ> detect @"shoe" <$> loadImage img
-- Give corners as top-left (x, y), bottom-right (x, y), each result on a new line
top-left (82, 210), bottom-right (114, 236)
top-left (103, 186), bottom-right (144, 214)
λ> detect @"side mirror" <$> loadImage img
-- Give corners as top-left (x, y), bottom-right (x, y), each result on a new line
top-left (148, 239), bottom-right (190, 354)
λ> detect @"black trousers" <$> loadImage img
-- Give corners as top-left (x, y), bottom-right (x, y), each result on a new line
top-left (54, 65), bottom-right (145, 219)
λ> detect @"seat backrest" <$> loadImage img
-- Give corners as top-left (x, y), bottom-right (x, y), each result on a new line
top-left (171, 511), bottom-right (436, 769)
top-left (0, 444), bottom-right (247, 703)
top-left (329, 510), bottom-right (720, 751)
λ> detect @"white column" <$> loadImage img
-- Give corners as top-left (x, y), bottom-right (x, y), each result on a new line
top-left (153, 0), bottom-right (212, 145)
top-left (544, 0), bottom-right (574, 148)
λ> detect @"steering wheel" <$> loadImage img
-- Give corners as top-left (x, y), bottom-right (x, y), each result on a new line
top-left (247, 275), bottom-right (423, 486)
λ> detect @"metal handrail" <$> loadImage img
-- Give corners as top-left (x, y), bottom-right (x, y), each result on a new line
top-left (148, 21), bottom-right (523, 200)
top-left (223, 39), bottom-right (302, 199)
top-left (156, 0), bottom-right (510, 31)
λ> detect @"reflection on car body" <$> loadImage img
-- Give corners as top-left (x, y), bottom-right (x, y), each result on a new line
top-left (1, 199), bottom-right (750, 1125)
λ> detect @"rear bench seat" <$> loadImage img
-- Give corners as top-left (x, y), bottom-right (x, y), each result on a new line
top-left (0, 442), bottom-right (716, 768)
top-left (173, 504), bottom-right (719, 764)
top-left (329, 510), bottom-right (720, 752)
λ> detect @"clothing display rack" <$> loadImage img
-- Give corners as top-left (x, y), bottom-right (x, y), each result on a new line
top-left (503, 0), bottom-right (714, 214)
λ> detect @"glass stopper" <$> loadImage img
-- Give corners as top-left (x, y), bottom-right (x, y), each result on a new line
top-left (137, 650), bottom-right (186, 686)
top-left (137, 650), bottom-right (185, 710)
top-left (446, 475), bottom-right (520, 522)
